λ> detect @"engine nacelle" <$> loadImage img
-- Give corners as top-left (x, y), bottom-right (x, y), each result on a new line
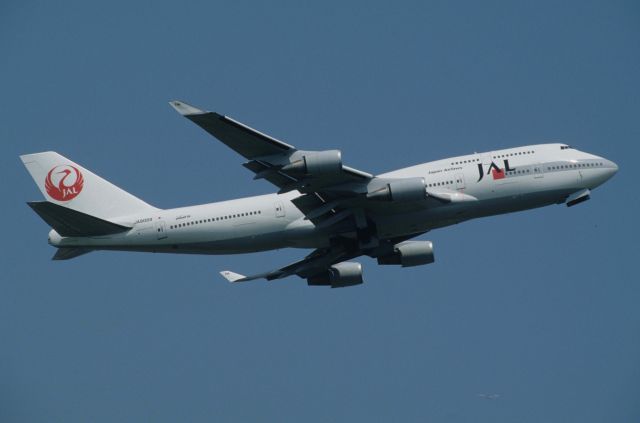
top-left (307, 261), bottom-right (363, 288)
top-left (377, 240), bottom-right (435, 267)
top-left (282, 150), bottom-right (342, 175)
top-left (367, 177), bottom-right (427, 202)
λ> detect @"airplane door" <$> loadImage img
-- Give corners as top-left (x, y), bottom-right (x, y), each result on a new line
top-left (155, 220), bottom-right (167, 240)
top-left (455, 173), bottom-right (465, 190)
top-left (534, 163), bottom-right (545, 179)
top-left (275, 201), bottom-right (286, 218)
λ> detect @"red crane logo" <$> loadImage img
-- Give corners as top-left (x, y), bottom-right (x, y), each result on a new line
top-left (45, 165), bottom-right (84, 201)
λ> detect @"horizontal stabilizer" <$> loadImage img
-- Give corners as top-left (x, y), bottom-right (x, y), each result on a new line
top-left (28, 201), bottom-right (131, 237)
top-left (52, 248), bottom-right (93, 260)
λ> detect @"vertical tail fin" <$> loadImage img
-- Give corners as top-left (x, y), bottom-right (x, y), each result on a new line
top-left (20, 151), bottom-right (158, 220)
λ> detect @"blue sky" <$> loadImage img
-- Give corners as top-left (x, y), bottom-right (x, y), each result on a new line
top-left (1, 1), bottom-right (638, 421)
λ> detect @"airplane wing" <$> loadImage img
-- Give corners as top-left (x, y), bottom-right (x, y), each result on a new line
top-left (169, 101), bottom-right (372, 198)
top-left (220, 246), bottom-right (354, 283)
top-left (170, 100), bottom-right (295, 159)
top-left (219, 233), bottom-right (425, 285)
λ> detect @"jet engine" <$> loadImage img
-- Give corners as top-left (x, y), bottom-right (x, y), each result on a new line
top-left (282, 150), bottom-right (343, 175)
top-left (377, 240), bottom-right (435, 267)
top-left (366, 177), bottom-right (427, 202)
top-left (307, 261), bottom-right (363, 288)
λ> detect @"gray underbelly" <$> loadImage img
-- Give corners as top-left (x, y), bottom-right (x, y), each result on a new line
top-left (375, 188), bottom-right (572, 238)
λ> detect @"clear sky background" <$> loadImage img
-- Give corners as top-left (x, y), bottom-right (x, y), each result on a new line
top-left (1, 1), bottom-right (638, 421)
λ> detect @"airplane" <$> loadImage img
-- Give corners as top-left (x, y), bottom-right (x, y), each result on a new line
top-left (20, 100), bottom-right (618, 287)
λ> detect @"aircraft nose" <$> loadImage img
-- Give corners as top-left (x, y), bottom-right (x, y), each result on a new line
top-left (604, 159), bottom-right (619, 178)
top-left (594, 158), bottom-right (618, 186)
top-left (583, 155), bottom-right (618, 188)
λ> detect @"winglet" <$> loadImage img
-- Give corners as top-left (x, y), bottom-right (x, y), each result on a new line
top-left (169, 100), bottom-right (206, 116)
top-left (220, 270), bottom-right (248, 283)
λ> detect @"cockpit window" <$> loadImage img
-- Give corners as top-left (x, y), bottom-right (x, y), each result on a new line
top-left (560, 145), bottom-right (574, 150)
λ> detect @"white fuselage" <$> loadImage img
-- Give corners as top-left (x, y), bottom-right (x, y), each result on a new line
top-left (49, 143), bottom-right (618, 254)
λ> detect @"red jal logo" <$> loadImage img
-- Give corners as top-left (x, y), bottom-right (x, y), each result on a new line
top-left (45, 165), bottom-right (84, 201)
